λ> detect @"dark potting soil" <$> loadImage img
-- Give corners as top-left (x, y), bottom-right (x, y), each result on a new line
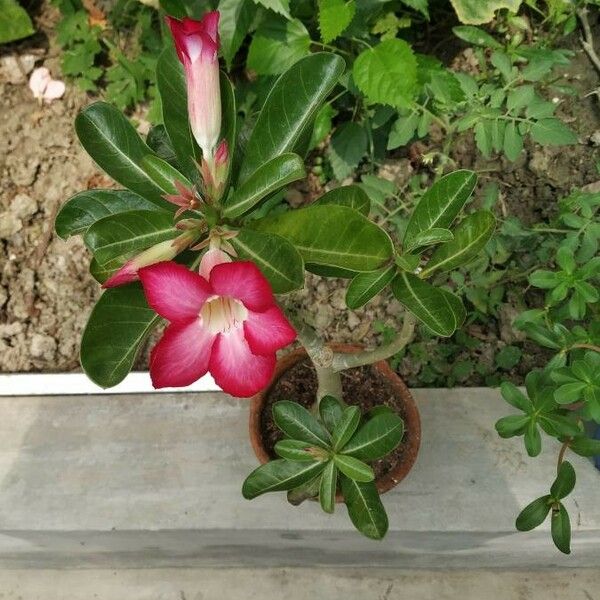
top-left (259, 357), bottom-right (417, 481)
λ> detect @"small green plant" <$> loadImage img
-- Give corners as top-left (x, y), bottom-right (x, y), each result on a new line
top-left (242, 397), bottom-right (404, 539)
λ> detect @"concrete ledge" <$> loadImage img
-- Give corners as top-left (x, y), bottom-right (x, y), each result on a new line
top-left (0, 388), bottom-right (598, 568)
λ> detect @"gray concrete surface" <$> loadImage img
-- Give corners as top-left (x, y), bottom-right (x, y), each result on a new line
top-left (0, 388), bottom-right (598, 568)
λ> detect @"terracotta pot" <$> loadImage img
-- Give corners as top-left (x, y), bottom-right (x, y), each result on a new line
top-left (248, 344), bottom-right (421, 496)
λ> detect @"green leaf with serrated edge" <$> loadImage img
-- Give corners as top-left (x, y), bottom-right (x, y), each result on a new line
top-left (500, 381), bottom-right (532, 413)
top-left (570, 436), bottom-right (600, 457)
top-left (219, 0), bottom-right (257, 69)
top-left (319, 396), bottom-right (344, 434)
top-left (252, 205), bottom-right (393, 271)
top-left (391, 273), bottom-right (465, 337)
top-left (341, 477), bottom-right (388, 540)
top-left (275, 439), bottom-right (321, 462)
top-left (342, 412), bottom-right (404, 461)
top-left (311, 185), bottom-right (370, 216)
top-left (400, 0), bottom-right (429, 17)
top-left (223, 153), bottom-right (305, 219)
top-left (75, 102), bottom-right (174, 211)
top-left (422, 211), bottom-right (496, 276)
top-left (353, 38), bottom-right (418, 108)
top-left (156, 47), bottom-right (200, 179)
top-left (551, 461), bottom-right (576, 500)
top-left (346, 265), bottom-right (395, 310)
top-left (0, 0), bottom-right (34, 44)
top-left (273, 401), bottom-right (331, 447)
top-left (503, 121), bottom-right (524, 161)
top-left (242, 459), bottom-right (326, 499)
top-left (495, 414), bottom-right (529, 438)
top-left (552, 504), bottom-right (571, 554)
top-left (229, 228), bottom-right (304, 294)
top-left (253, 0), bottom-right (290, 17)
top-left (530, 119), bottom-right (578, 146)
top-left (327, 122), bottom-right (368, 180)
top-left (450, 0), bottom-right (523, 25)
top-left (332, 406), bottom-right (361, 451)
top-left (84, 210), bottom-right (179, 266)
top-left (515, 495), bottom-right (552, 531)
top-left (405, 228), bottom-right (454, 253)
top-left (81, 283), bottom-right (160, 388)
top-left (239, 53), bottom-right (345, 183)
top-left (403, 170), bottom-right (477, 249)
top-left (388, 111), bottom-right (419, 149)
top-left (452, 25), bottom-right (502, 48)
top-left (319, 460), bottom-right (338, 514)
top-left (318, 0), bottom-right (356, 43)
top-left (287, 474), bottom-right (322, 505)
top-left (524, 419), bottom-right (542, 457)
top-left (55, 190), bottom-right (163, 240)
top-left (140, 155), bottom-right (192, 195)
top-left (334, 455), bottom-right (374, 482)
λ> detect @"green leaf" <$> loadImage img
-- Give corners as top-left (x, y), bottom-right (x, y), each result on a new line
top-left (247, 16), bottom-right (311, 76)
top-left (242, 459), bottom-right (326, 499)
top-left (503, 121), bottom-right (524, 161)
top-left (524, 419), bottom-right (542, 457)
top-left (450, 0), bottom-right (523, 25)
top-left (551, 461), bottom-right (576, 500)
top-left (474, 121), bottom-right (492, 158)
top-left (156, 47), bottom-right (199, 179)
top-left (224, 153), bottom-right (306, 218)
top-left (551, 504), bottom-right (571, 554)
top-left (495, 414), bottom-right (530, 438)
top-left (391, 273), bottom-right (465, 337)
top-left (400, 0), bottom-right (429, 17)
top-left (405, 228), bottom-right (454, 253)
top-left (327, 122), bottom-right (368, 180)
top-left (229, 228), bottom-right (304, 294)
top-left (403, 170), bottom-right (477, 249)
top-left (252, 205), bottom-right (394, 271)
top-left (500, 381), bottom-right (532, 413)
top-left (239, 53), bottom-right (345, 183)
top-left (530, 119), bottom-right (578, 146)
top-left (423, 211), bottom-right (495, 275)
top-left (570, 436), bottom-right (600, 457)
top-left (75, 102), bottom-right (173, 210)
top-left (496, 345), bottom-right (522, 370)
top-left (515, 495), bottom-right (552, 531)
top-left (353, 38), bottom-right (418, 108)
top-left (275, 439), bottom-right (321, 461)
top-left (55, 190), bottom-right (162, 240)
top-left (219, 0), bottom-right (257, 69)
top-left (452, 25), bottom-right (502, 48)
top-left (341, 477), bottom-right (388, 539)
top-left (388, 111), bottom-right (419, 149)
top-left (332, 406), bottom-right (361, 451)
top-left (318, 0), bottom-right (355, 43)
top-left (319, 395), bottom-right (344, 433)
top-left (84, 210), bottom-right (179, 266)
top-left (342, 412), bottom-right (404, 460)
top-left (146, 125), bottom-right (179, 167)
top-left (319, 460), bottom-right (338, 513)
top-left (554, 382), bottom-right (587, 405)
top-left (81, 284), bottom-right (160, 388)
top-left (272, 401), bottom-right (331, 447)
top-left (287, 474), bottom-right (321, 505)
top-left (140, 155), bottom-right (192, 195)
top-left (311, 185), bottom-right (370, 216)
top-left (0, 0), bottom-right (34, 44)
top-left (253, 0), bottom-right (290, 17)
top-left (506, 85), bottom-right (535, 114)
top-left (334, 455), bottom-right (374, 482)
top-left (346, 265), bottom-right (395, 309)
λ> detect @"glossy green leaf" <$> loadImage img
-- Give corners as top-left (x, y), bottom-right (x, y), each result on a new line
top-left (146, 124), bottom-right (179, 167)
top-left (84, 210), bottom-right (179, 265)
top-left (422, 210), bottom-right (496, 276)
top-left (253, 205), bottom-right (393, 271)
top-left (346, 265), bottom-right (395, 309)
top-left (495, 414), bottom-right (529, 438)
top-left (551, 503), bottom-right (571, 554)
top-left (551, 461), bottom-right (576, 500)
top-left (319, 395), bottom-right (344, 433)
top-left (275, 439), bottom-right (321, 462)
top-left (311, 185), bottom-right (370, 216)
top-left (55, 190), bottom-right (163, 239)
top-left (403, 170), bottom-right (477, 249)
top-left (242, 459), bottom-right (326, 499)
top-left (239, 53), bottom-right (345, 183)
top-left (391, 272), bottom-right (466, 337)
top-left (223, 153), bottom-right (306, 218)
top-left (81, 283), bottom-right (161, 388)
top-left (341, 477), bottom-right (388, 540)
top-left (141, 155), bottom-right (192, 195)
top-left (319, 460), bottom-right (338, 514)
top-left (405, 227), bottom-right (454, 253)
top-left (332, 406), bottom-right (361, 451)
top-left (229, 228), bottom-right (304, 294)
top-left (273, 401), bottom-right (331, 447)
top-left (334, 455), bottom-right (374, 482)
top-left (287, 474), bottom-right (322, 505)
top-left (515, 495), bottom-right (552, 531)
top-left (342, 412), bottom-right (404, 460)
top-left (75, 102), bottom-right (173, 210)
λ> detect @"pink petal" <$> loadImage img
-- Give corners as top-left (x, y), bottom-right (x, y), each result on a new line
top-left (244, 306), bottom-right (296, 356)
top-left (102, 260), bottom-right (137, 288)
top-left (43, 79), bottom-right (66, 101)
top-left (198, 248), bottom-right (231, 280)
top-left (209, 328), bottom-right (275, 397)
top-left (29, 67), bottom-right (50, 98)
top-left (150, 320), bottom-right (216, 388)
top-left (209, 261), bottom-right (274, 312)
top-left (139, 262), bottom-right (213, 323)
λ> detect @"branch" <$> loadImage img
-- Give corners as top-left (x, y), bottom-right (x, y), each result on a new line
top-left (578, 7), bottom-right (600, 76)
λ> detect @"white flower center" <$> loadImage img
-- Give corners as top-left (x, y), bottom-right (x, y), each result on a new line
top-left (200, 295), bottom-right (248, 334)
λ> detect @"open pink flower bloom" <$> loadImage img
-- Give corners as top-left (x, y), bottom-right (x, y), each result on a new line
top-left (29, 67), bottom-right (65, 103)
top-left (166, 11), bottom-right (221, 160)
top-left (138, 260), bottom-right (296, 397)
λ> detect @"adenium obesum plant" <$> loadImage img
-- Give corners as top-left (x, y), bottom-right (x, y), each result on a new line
top-left (55, 9), bottom-right (497, 540)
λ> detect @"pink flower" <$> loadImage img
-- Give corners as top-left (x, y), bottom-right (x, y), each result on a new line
top-left (166, 11), bottom-right (221, 160)
top-left (29, 67), bottom-right (65, 103)
top-left (138, 258), bottom-right (296, 397)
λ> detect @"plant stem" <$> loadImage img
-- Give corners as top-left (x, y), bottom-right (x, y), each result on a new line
top-left (578, 7), bottom-right (600, 76)
top-left (570, 343), bottom-right (600, 354)
top-left (331, 312), bottom-right (417, 372)
top-left (557, 438), bottom-right (571, 475)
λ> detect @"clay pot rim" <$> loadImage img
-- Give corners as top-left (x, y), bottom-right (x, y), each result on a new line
top-left (248, 344), bottom-right (422, 497)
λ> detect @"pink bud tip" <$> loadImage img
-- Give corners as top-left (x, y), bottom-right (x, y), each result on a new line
top-left (102, 261), bottom-right (138, 288)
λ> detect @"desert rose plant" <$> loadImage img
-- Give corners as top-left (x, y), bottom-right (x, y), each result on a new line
top-left (55, 10), bottom-right (496, 540)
